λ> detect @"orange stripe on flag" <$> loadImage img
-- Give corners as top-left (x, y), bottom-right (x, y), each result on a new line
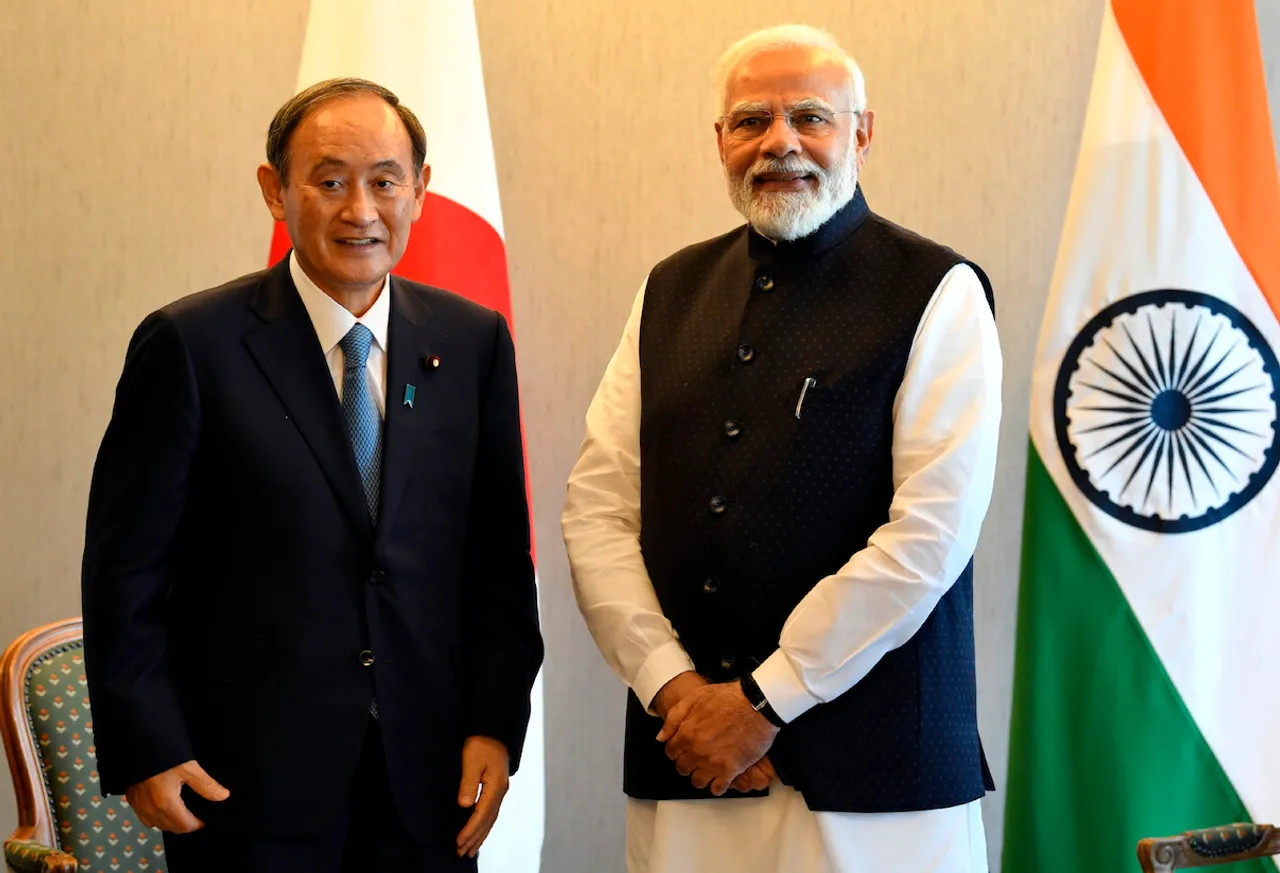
top-left (1113, 0), bottom-right (1280, 323)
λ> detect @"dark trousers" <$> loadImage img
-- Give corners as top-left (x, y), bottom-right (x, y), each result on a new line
top-left (163, 718), bottom-right (476, 873)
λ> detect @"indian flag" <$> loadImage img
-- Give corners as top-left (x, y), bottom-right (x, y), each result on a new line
top-left (1003, 1), bottom-right (1280, 871)
top-left (268, 2), bottom-right (545, 870)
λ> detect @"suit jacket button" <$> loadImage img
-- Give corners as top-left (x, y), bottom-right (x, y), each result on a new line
top-left (755, 275), bottom-right (774, 292)
top-left (703, 578), bottom-right (719, 594)
top-left (369, 570), bottom-right (385, 586)
top-left (359, 650), bottom-right (375, 667)
top-left (723, 419), bottom-right (742, 439)
top-left (719, 655), bottom-right (736, 672)
top-left (708, 496), bottom-right (727, 515)
top-left (736, 343), bottom-right (755, 363)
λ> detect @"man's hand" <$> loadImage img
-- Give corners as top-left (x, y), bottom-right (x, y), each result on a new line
top-left (656, 681), bottom-right (780, 796)
top-left (456, 736), bottom-right (510, 859)
top-left (731, 755), bottom-right (777, 793)
top-left (652, 671), bottom-right (707, 719)
top-left (125, 760), bottom-right (228, 834)
top-left (653, 673), bottom-right (776, 793)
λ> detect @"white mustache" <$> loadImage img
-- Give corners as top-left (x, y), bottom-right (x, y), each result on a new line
top-left (748, 157), bottom-right (825, 184)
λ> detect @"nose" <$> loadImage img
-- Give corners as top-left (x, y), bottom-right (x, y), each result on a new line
top-left (758, 114), bottom-right (802, 159)
top-left (340, 182), bottom-right (378, 226)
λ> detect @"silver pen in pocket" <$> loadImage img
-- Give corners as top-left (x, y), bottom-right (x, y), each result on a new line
top-left (795, 376), bottom-right (817, 420)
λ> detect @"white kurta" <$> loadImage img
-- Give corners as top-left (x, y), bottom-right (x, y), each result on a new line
top-left (562, 261), bottom-right (1004, 873)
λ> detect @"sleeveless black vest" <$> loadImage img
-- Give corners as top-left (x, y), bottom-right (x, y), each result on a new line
top-left (623, 188), bottom-right (996, 812)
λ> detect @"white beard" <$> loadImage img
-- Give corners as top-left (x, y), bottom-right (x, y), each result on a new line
top-left (726, 146), bottom-right (859, 241)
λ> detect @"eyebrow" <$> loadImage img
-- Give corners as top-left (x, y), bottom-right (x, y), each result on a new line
top-left (789, 97), bottom-right (839, 113)
top-left (726, 97), bottom-right (840, 115)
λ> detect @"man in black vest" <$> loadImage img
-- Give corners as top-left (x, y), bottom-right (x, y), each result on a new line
top-left (563, 24), bottom-right (1002, 873)
top-left (82, 79), bottom-right (542, 872)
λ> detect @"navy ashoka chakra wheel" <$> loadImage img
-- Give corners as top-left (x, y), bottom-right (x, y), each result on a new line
top-left (1054, 289), bottom-right (1280, 533)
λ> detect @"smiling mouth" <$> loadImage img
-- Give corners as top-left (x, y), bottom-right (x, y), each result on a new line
top-left (336, 238), bottom-right (383, 247)
top-left (753, 173), bottom-right (814, 186)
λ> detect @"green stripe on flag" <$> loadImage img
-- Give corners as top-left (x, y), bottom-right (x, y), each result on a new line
top-left (1002, 444), bottom-right (1273, 873)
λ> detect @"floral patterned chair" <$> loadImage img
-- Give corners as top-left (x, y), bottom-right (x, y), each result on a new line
top-left (2, 618), bottom-right (167, 873)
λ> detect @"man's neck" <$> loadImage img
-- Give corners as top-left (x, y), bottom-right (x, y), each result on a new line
top-left (320, 285), bottom-right (383, 319)
top-left (295, 259), bottom-right (386, 318)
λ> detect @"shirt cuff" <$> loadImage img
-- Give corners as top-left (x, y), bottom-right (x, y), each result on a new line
top-left (632, 640), bottom-right (697, 714)
top-left (753, 649), bottom-right (822, 724)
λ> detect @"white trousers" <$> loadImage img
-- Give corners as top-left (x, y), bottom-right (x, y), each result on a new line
top-left (626, 784), bottom-right (987, 873)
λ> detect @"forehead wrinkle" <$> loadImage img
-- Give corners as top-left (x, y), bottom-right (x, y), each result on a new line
top-left (306, 155), bottom-right (407, 174)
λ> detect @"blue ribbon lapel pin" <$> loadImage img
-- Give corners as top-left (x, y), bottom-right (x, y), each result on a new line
top-left (403, 384), bottom-right (416, 408)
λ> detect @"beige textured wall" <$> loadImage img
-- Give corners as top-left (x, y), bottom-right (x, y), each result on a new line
top-left (2, 3), bottom-right (1278, 872)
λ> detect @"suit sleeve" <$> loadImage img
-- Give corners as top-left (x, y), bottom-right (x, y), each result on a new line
top-left (462, 312), bottom-right (543, 772)
top-left (81, 311), bottom-right (199, 794)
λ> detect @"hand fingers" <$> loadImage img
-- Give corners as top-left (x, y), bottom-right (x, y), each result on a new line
top-left (457, 795), bottom-right (502, 858)
top-left (730, 768), bottom-right (760, 793)
top-left (457, 753), bottom-right (485, 808)
top-left (128, 784), bottom-right (205, 834)
top-left (710, 773), bottom-right (735, 796)
top-left (130, 802), bottom-right (158, 830)
top-left (456, 772), bottom-right (508, 858)
top-left (757, 757), bottom-right (777, 783)
top-left (690, 768), bottom-right (713, 790)
top-left (662, 717), bottom-right (699, 761)
top-left (729, 755), bottom-right (778, 793)
top-left (183, 763), bottom-right (230, 802)
top-left (157, 796), bottom-right (205, 834)
top-left (655, 695), bottom-right (694, 743)
top-left (674, 751), bottom-right (697, 777)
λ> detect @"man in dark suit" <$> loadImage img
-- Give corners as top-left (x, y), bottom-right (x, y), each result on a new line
top-left (81, 78), bottom-right (543, 873)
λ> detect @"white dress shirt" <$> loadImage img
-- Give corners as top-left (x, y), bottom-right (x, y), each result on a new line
top-left (289, 252), bottom-right (390, 416)
top-left (562, 262), bottom-right (1003, 873)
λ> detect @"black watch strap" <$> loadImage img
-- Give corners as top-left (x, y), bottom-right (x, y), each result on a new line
top-left (739, 674), bottom-right (786, 728)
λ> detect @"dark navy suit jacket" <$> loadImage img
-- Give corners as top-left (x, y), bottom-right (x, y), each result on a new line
top-left (81, 256), bottom-right (542, 846)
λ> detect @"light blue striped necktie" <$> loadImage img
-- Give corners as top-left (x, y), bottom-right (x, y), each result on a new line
top-left (339, 324), bottom-right (382, 720)
top-left (338, 324), bottom-right (383, 523)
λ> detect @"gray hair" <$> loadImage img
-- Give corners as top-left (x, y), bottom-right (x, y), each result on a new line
top-left (715, 25), bottom-right (867, 116)
top-left (266, 77), bottom-right (427, 184)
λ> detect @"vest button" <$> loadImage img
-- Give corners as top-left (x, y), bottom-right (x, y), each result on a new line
top-left (736, 343), bottom-right (755, 363)
top-left (755, 275), bottom-right (774, 292)
top-left (358, 649), bottom-right (375, 667)
top-left (719, 655), bottom-right (736, 672)
top-left (723, 419), bottom-right (742, 439)
top-left (703, 578), bottom-right (719, 594)
top-left (708, 496), bottom-right (727, 515)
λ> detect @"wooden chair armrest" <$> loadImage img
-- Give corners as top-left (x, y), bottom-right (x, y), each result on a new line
top-left (1138, 823), bottom-right (1279, 872)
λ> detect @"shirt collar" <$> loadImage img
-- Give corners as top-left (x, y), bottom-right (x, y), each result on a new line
top-left (289, 251), bottom-right (391, 356)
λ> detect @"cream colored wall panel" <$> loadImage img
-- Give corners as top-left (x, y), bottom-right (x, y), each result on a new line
top-left (0, 0), bottom-right (310, 848)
